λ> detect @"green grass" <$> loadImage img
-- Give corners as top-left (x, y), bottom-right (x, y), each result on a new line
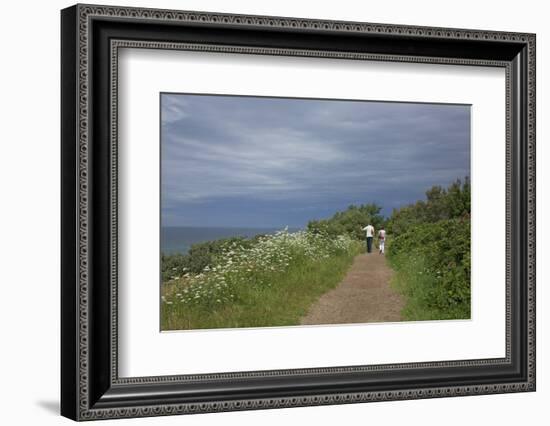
top-left (161, 248), bottom-right (360, 330)
top-left (385, 179), bottom-right (471, 321)
top-left (389, 251), bottom-right (470, 321)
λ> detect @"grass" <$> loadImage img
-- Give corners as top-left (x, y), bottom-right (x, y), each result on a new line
top-left (161, 230), bottom-right (362, 330)
top-left (389, 251), bottom-right (470, 321)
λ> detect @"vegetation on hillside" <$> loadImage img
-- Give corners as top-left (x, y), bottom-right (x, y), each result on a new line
top-left (161, 178), bottom-right (471, 329)
top-left (386, 178), bottom-right (471, 320)
top-left (307, 203), bottom-right (385, 240)
top-left (161, 229), bottom-right (362, 330)
top-left (162, 236), bottom-right (256, 283)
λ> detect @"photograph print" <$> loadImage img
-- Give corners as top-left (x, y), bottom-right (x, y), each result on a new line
top-left (160, 93), bottom-right (471, 331)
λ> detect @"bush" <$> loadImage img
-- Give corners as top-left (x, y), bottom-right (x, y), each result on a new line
top-left (387, 218), bottom-right (470, 319)
top-left (386, 178), bottom-right (471, 320)
top-left (163, 229), bottom-right (360, 307)
top-left (161, 236), bottom-right (254, 282)
top-left (387, 177), bottom-right (470, 238)
top-left (161, 229), bottom-right (362, 329)
top-left (307, 203), bottom-right (385, 241)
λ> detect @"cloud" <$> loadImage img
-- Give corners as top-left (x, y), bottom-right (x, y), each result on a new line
top-left (161, 95), bottom-right (190, 125)
top-left (160, 94), bottom-right (470, 226)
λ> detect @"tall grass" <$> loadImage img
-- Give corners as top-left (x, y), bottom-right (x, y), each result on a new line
top-left (389, 252), bottom-right (469, 320)
top-left (161, 229), bottom-right (362, 330)
top-left (387, 218), bottom-right (471, 321)
top-left (386, 179), bottom-right (471, 321)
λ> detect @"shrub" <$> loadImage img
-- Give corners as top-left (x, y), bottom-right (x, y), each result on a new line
top-left (161, 236), bottom-right (253, 282)
top-left (162, 229), bottom-right (360, 309)
top-left (387, 217), bottom-right (470, 319)
top-left (386, 178), bottom-right (471, 320)
top-left (387, 177), bottom-right (470, 238)
top-left (307, 203), bottom-right (385, 240)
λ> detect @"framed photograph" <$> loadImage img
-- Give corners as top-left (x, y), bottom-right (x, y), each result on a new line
top-left (61, 4), bottom-right (536, 421)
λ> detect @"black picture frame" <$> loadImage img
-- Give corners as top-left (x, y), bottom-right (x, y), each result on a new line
top-left (61, 4), bottom-right (536, 421)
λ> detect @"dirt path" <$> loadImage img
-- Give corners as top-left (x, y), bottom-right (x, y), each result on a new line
top-left (300, 253), bottom-right (404, 325)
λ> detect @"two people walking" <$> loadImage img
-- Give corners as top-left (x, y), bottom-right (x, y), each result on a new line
top-left (362, 224), bottom-right (386, 254)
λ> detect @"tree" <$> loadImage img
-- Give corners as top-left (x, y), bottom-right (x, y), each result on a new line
top-left (386, 177), bottom-right (470, 238)
top-left (307, 203), bottom-right (385, 240)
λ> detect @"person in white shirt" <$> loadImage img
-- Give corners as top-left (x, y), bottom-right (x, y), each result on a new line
top-left (362, 224), bottom-right (375, 253)
top-left (378, 228), bottom-right (386, 255)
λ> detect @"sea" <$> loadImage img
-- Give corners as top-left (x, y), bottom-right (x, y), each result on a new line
top-left (161, 226), bottom-right (302, 255)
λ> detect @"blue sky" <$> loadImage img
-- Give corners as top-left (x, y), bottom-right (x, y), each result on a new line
top-left (161, 93), bottom-right (470, 228)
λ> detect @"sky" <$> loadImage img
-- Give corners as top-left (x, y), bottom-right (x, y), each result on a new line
top-left (161, 93), bottom-right (470, 228)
